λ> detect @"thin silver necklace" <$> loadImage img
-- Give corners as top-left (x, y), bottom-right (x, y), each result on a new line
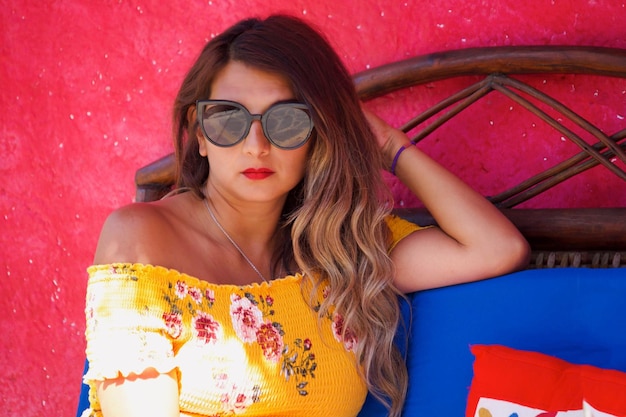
top-left (203, 198), bottom-right (269, 283)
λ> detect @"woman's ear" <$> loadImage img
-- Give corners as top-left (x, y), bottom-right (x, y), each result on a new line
top-left (188, 105), bottom-right (208, 157)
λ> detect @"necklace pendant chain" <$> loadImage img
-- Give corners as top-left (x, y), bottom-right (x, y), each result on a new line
top-left (203, 198), bottom-right (269, 283)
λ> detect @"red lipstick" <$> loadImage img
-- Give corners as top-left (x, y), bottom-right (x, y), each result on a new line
top-left (242, 168), bottom-right (274, 180)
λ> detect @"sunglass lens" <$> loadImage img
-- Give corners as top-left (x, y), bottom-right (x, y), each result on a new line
top-left (202, 104), bottom-right (247, 146)
top-left (265, 105), bottom-right (313, 148)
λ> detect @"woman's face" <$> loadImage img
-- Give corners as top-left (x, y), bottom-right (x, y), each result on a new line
top-left (197, 61), bottom-right (311, 206)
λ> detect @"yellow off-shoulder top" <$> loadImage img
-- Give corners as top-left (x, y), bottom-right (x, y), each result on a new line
top-left (83, 215), bottom-right (422, 417)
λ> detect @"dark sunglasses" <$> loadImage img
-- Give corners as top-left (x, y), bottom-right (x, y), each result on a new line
top-left (196, 100), bottom-right (315, 149)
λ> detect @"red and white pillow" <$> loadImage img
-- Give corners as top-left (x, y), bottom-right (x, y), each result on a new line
top-left (472, 398), bottom-right (618, 417)
top-left (466, 345), bottom-right (626, 417)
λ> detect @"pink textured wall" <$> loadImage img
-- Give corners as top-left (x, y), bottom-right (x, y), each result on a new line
top-left (2, 1), bottom-right (625, 416)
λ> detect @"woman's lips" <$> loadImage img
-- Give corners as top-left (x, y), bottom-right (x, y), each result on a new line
top-left (242, 168), bottom-right (274, 180)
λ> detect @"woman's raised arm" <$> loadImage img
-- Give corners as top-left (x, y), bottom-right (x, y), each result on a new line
top-left (364, 108), bottom-right (530, 293)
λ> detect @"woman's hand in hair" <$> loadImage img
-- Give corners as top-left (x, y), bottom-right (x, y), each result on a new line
top-left (361, 105), bottom-right (530, 293)
top-left (361, 105), bottom-right (412, 172)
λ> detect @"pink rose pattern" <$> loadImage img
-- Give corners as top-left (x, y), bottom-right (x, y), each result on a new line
top-left (175, 280), bottom-right (188, 299)
top-left (229, 292), bottom-right (319, 396)
top-left (256, 322), bottom-right (284, 363)
top-left (193, 311), bottom-right (220, 344)
top-left (230, 294), bottom-right (265, 343)
top-left (209, 372), bottom-right (261, 415)
top-left (162, 279), bottom-right (219, 342)
top-left (162, 312), bottom-right (183, 339)
top-left (315, 283), bottom-right (359, 352)
top-left (89, 266), bottom-right (357, 415)
top-left (331, 313), bottom-right (358, 352)
top-left (154, 276), bottom-right (361, 411)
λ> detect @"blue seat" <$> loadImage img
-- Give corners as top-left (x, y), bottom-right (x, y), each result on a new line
top-left (358, 268), bottom-right (626, 416)
top-left (76, 360), bottom-right (90, 417)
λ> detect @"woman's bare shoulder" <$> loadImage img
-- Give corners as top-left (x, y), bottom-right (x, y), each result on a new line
top-left (93, 193), bottom-right (197, 265)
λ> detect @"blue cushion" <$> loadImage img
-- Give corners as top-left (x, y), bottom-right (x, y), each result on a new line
top-left (76, 359), bottom-right (90, 417)
top-left (358, 268), bottom-right (626, 417)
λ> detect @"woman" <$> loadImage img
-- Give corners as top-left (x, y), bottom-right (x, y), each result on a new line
top-left (83, 14), bottom-right (529, 417)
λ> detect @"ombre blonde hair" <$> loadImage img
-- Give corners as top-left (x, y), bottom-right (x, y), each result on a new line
top-left (172, 15), bottom-right (407, 416)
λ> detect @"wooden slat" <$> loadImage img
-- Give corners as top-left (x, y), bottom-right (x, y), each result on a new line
top-left (354, 46), bottom-right (626, 100)
top-left (135, 153), bottom-right (175, 187)
top-left (393, 207), bottom-right (626, 251)
top-left (135, 153), bottom-right (175, 202)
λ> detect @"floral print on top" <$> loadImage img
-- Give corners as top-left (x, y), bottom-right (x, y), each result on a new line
top-left (82, 215), bottom-right (423, 417)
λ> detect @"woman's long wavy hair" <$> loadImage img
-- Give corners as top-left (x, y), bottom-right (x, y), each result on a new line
top-left (172, 15), bottom-right (407, 416)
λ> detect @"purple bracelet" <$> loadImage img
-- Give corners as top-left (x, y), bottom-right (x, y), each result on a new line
top-left (390, 144), bottom-right (411, 175)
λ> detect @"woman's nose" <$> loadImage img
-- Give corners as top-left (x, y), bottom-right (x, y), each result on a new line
top-left (242, 120), bottom-right (271, 155)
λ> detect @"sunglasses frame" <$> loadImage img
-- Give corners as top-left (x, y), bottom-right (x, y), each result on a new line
top-left (196, 99), bottom-right (315, 150)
